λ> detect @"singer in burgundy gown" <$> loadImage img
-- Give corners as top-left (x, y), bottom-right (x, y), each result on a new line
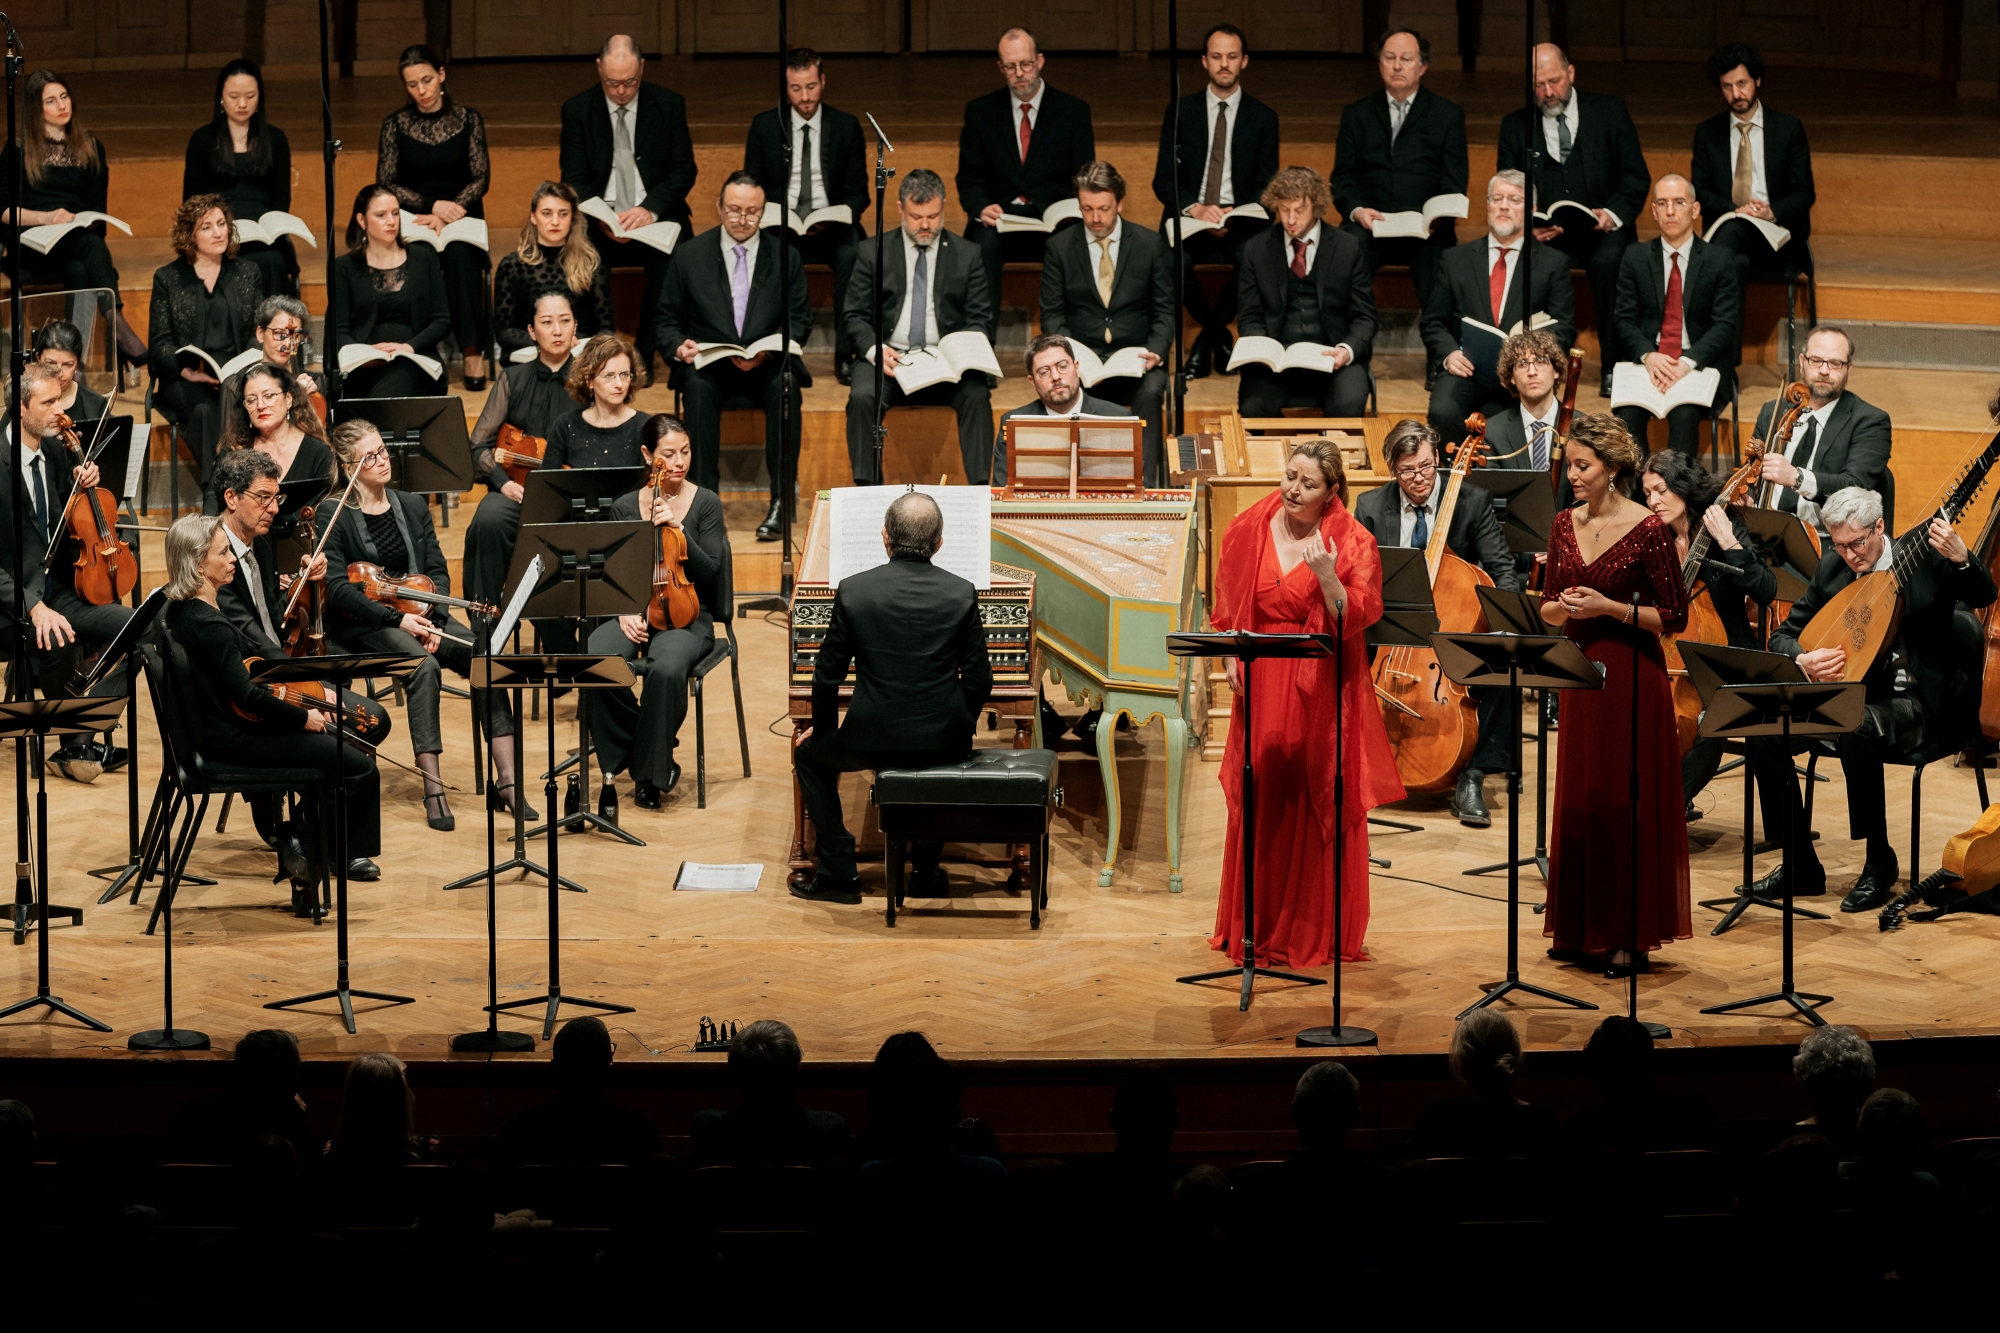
top-left (1542, 505), bottom-right (1692, 959)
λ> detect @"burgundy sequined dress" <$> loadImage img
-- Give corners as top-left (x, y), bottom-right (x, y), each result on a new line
top-left (1543, 510), bottom-right (1692, 955)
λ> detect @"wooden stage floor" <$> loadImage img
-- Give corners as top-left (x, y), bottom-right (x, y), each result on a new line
top-left (3, 596), bottom-right (1998, 1069)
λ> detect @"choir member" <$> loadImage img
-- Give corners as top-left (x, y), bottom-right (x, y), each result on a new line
top-left (1485, 328), bottom-right (1565, 477)
top-left (183, 58), bottom-right (299, 299)
top-left (1038, 161), bottom-right (1173, 484)
top-left (656, 171), bottom-right (812, 540)
top-left (744, 48), bottom-right (868, 384)
top-left (1611, 175), bottom-right (1741, 459)
top-left (1419, 170), bottom-right (1575, 446)
top-left (1234, 166), bottom-right (1376, 417)
top-left (493, 180), bottom-right (613, 359)
top-left (1497, 44), bottom-right (1649, 395)
top-left (1210, 438), bottom-right (1403, 964)
top-left (222, 294), bottom-right (329, 424)
top-left (1750, 326), bottom-right (1892, 534)
top-left (1152, 22), bottom-right (1277, 380)
top-left (1000, 333), bottom-right (1125, 428)
top-left (30, 320), bottom-right (108, 422)
top-left (560, 34), bottom-right (697, 385)
top-left (1691, 43), bottom-right (1815, 295)
top-left (148, 194), bottom-right (265, 482)
top-left (1539, 414), bottom-right (1689, 975)
top-left (547, 332), bottom-right (647, 471)
top-left (378, 44), bottom-right (490, 388)
top-left (955, 27), bottom-right (1096, 307)
top-left (207, 361), bottom-right (334, 520)
top-left (842, 169), bottom-right (995, 486)
top-left (1329, 29), bottom-right (1468, 307)
top-left (466, 292), bottom-right (579, 613)
top-left (331, 183), bottom-right (451, 399)
top-left (585, 414), bottom-right (725, 816)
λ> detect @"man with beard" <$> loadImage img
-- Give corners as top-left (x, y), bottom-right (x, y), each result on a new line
top-left (1749, 325), bottom-right (1892, 535)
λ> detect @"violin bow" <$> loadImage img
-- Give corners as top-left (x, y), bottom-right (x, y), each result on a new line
top-left (38, 411), bottom-right (117, 572)
top-left (280, 465), bottom-right (362, 622)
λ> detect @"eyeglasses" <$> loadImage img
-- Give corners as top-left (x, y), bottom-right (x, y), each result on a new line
top-left (597, 369), bottom-right (634, 383)
top-left (602, 76), bottom-right (642, 92)
top-left (999, 60), bottom-right (1039, 75)
top-left (264, 328), bottom-right (304, 345)
top-left (1029, 359), bottom-right (1075, 379)
top-left (1393, 460), bottom-right (1438, 481)
top-left (721, 208), bottom-right (763, 223)
top-left (1515, 355), bottom-right (1554, 369)
top-left (355, 447), bottom-right (388, 468)
top-left (1803, 355), bottom-right (1851, 371)
top-left (243, 488), bottom-right (282, 510)
top-left (244, 391), bottom-right (289, 409)
top-left (1830, 529), bottom-right (1879, 555)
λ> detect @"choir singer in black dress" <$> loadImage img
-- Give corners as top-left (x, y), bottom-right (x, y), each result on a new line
top-left (149, 194), bottom-right (266, 482)
top-left (331, 184), bottom-right (451, 399)
top-left (31, 319), bottom-right (109, 423)
top-left (493, 181), bottom-right (613, 359)
top-left (183, 58), bottom-right (299, 299)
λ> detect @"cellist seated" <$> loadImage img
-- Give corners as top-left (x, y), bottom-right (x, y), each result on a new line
top-left (1743, 485), bottom-right (1996, 913)
top-left (582, 413), bottom-right (726, 819)
top-left (1351, 417), bottom-right (1522, 828)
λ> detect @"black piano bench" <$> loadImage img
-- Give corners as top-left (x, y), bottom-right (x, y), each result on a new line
top-left (873, 749), bottom-right (1061, 930)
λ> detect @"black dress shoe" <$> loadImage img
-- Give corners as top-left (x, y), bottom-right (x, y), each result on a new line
top-left (790, 873), bottom-right (862, 905)
top-left (907, 865), bottom-right (949, 897)
top-left (348, 857), bottom-right (380, 882)
top-left (50, 743), bottom-right (101, 784)
top-left (489, 785), bottom-right (539, 821)
top-left (639, 356), bottom-right (656, 390)
top-left (597, 782), bottom-right (619, 828)
top-left (1209, 330), bottom-right (1234, 371)
top-left (834, 358), bottom-right (853, 386)
top-left (1599, 373), bottom-right (1613, 397)
top-left (1072, 709), bottom-right (1106, 748)
top-left (755, 498), bottom-right (784, 542)
top-left (1840, 863), bottom-right (1899, 913)
top-left (633, 778), bottom-right (662, 810)
top-left (1738, 864), bottom-right (1826, 900)
top-left (1547, 947), bottom-right (1598, 965)
top-left (1685, 801), bottom-right (1703, 823)
top-left (663, 761), bottom-right (682, 794)
top-left (1182, 336), bottom-right (1211, 381)
top-left (424, 792), bottom-right (456, 832)
top-left (1452, 769), bottom-right (1491, 827)
top-left (462, 373), bottom-right (487, 392)
top-left (99, 742), bottom-right (129, 773)
top-left (1604, 955), bottom-right (1652, 979)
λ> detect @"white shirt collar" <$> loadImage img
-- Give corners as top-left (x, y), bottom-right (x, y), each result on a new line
top-left (1387, 88), bottom-right (1416, 113)
top-left (1733, 101), bottom-right (1765, 132)
top-left (789, 106), bottom-right (820, 131)
top-left (1013, 82), bottom-right (1046, 119)
top-left (223, 522), bottom-right (252, 557)
top-left (606, 92), bottom-right (637, 121)
top-left (1403, 489), bottom-right (1436, 512)
top-left (1868, 538), bottom-right (1893, 573)
top-left (1487, 233), bottom-right (1521, 255)
top-left (1207, 84), bottom-right (1239, 109)
top-left (1091, 220), bottom-right (1122, 250)
top-left (1545, 89), bottom-right (1577, 122)
top-left (1663, 234), bottom-right (1695, 264)
top-left (1522, 398), bottom-right (1558, 429)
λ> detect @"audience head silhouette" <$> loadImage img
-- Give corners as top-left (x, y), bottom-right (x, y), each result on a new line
top-left (1108, 1068), bottom-right (1179, 1158)
top-left (553, 1016), bottom-right (615, 1091)
top-left (730, 1019), bottom-right (804, 1106)
top-left (233, 1028), bottom-right (302, 1099)
top-left (1449, 1010), bottom-right (1524, 1099)
top-left (1793, 1025), bottom-right (1875, 1138)
top-left (0, 1099), bottom-right (34, 1171)
top-left (1584, 1015), bottom-right (1656, 1101)
top-left (867, 1031), bottom-right (959, 1155)
top-left (335, 1052), bottom-right (417, 1166)
top-left (1293, 1061), bottom-right (1360, 1154)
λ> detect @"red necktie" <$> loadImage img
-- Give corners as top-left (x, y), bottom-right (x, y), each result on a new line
top-left (1659, 252), bottom-right (1685, 360)
top-left (1291, 238), bottom-right (1310, 279)
top-left (1019, 103), bottom-right (1032, 163)
top-left (1490, 247), bottom-right (1512, 322)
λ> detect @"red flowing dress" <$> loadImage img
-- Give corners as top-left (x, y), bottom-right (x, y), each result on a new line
top-left (1543, 510), bottom-right (1692, 955)
top-left (1210, 491), bottom-right (1405, 966)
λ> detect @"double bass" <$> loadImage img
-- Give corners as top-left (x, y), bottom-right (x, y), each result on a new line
top-left (1661, 440), bottom-right (1768, 753)
top-left (47, 412), bottom-right (137, 606)
top-left (1372, 418), bottom-right (1494, 794)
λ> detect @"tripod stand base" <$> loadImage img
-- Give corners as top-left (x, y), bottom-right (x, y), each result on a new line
top-left (8, 900), bottom-right (81, 939)
top-left (1638, 1020), bottom-right (1673, 1039)
top-left (1699, 988), bottom-right (1831, 1026)
top-left (1296, 1024), bottom-right (1378, 1047)
top-left (441, 854), bottom-right (585, 894)
top-left (0, 992), bottom-right (111, 1031)
top-left (1699, 891), bottom-right (1830, 936)
top-left (128, 1027), bottom-right (210, 1051)
top-left (1464, 852), bottom-right (1548, 880)
top-left (489, 989), bottom-right (634, 1040)
top-left (451, 1027), bottom-right (536, 1052)
top-left (1176, 963), bottom-right (1326, 1013)
top-left (265, 984), bottom-right (415, 1035)
top-left (522, 810), bottom-right (646, 848)
top-left (1460, 977), bottom-right (1599, 1020)
top-left (1368, 815), bottom-right (1420, 834)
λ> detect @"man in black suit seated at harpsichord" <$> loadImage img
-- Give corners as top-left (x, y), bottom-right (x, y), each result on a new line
top-left (955, 27), bottom-right (1096, 310)
top-left (1689, 42), bottom-right (1815, 298)
top-left (744, 47), bottom-right (868, 386)
top-left (791, 492), bottom-right (993, 905)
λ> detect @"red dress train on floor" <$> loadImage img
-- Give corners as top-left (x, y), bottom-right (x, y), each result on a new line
top-left (1210, 491), bottom-right (1405, 967)
top-left (1543, 510), bottom-right (1692, 955)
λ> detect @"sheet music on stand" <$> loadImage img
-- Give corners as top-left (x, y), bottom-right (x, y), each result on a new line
top-left (826, 484), bottom-right (992, 590)
top-left (492, 554), bottom-right (543, 648)
top-left (121, 423), bottom-right (149, 503)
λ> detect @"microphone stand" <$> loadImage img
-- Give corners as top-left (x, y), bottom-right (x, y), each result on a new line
top-left (742, 1), bottom-right (798, 614)
top-left (1518, 0), bottom-right (1534, 345)
top-left (1166, 0), bottom-right (1186, 434)
top-left (1626, 592), bottom-right (1669, 1039)
top-left (316, 0), bottom-right (341, 389)
top-left (865, 112), bottom-right (895, 485)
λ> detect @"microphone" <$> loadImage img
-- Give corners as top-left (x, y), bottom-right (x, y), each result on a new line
top-left (864, 112), bottom-right (896, 154)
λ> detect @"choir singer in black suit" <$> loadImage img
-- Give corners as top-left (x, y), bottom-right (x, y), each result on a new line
top-left (1038, 161), bottom-right (1173, 484)
top-left (657, 171), bottom-right (813, 541)
top-left (791, 492), bottom-right (993, 905)
top-left (1234, 166), bottom-right (1375, 418)
top-left (955, 27), bottom-right (1096, 307)
top-left (560, 34), bottom-right (698, 384)
top-left (744, 48), bottom-right (868, 385)
top-left (1611, 174), bottom-right (1740, 459)
top-left (1496, 44), bottom-right (1649, 394)
top-left (1751, 325), bottom-right (1893, 535)
top-left (1330, 28), bottom-right (1468, 306)
top-left (1419, 170), bottom-right (1575, 447)
top-left (1351, 418), bottom-right (1520, 826)
top-left (998, 335), bottom-right (1128, 444)
top-left (1690, 43), bottom-right (1815, 295)
top-left (1485, 328), bottom-right (1569, 496)
top-left (842, 169), bottom-right (996, 487)
top-left (1152, 22), bottom-right (1278, 380)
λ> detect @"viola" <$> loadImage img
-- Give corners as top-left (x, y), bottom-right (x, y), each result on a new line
top-left (230, 658), bottom-right (383, 735)
top-left (645, 459), bottom-right (701, 632)
top-left (51, 412), bottom-right (137, 607)
top-left (280, 504), bottom-right (329, 658)
top-left (347, 561), bottom-right (499, 621)
top-left (494, 423), bottom-right (550, 485)
top-left (1662, 439), bottom-right (1769, 753)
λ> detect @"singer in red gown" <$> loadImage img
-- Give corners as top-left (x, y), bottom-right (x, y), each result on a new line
top-left (1540, 414), bottom-right (1691, 971)
top-left (1210, 440), bottom-right (1405, 967)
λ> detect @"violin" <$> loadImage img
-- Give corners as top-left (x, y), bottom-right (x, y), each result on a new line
top-left (230, 658), bottom-right (384, 735)
top-left (281, 504), bottom-right (329, 658)
top-left (494, 423), bottom-right (550, 486)
top-left (309, 387), bottom-right (330, 427)
top-left (646, 456), bottom-right (701, 632)
top-left (347, 561), bottom-right (499, 621)
top-left (1662, 439), bottom-right (1768, 753)
top-left (51, 412), bottom-right (137, 607)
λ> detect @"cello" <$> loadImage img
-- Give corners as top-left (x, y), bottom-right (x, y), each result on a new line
top-left (1970, 462), bottom-right (2000, 743)
top-left (1661, 440), bottom-right (1768, 753)
top-left (46, 412), bottom-right (137, 606)
top-left (1372, 418), bottom-right (1494, 794)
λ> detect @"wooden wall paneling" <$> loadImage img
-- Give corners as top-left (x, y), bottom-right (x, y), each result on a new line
top-left (187, 0), bottom-right (254, 69)
top-left (13, 0), bottom-right (94, 67)
top-left (571, 0), bottom-right (663, 54)
top-left (92, 0), bottom-right (192, 70)
top-left (689, 0), bottom-right (893, 54)
top-left (1619, 0), bottom-right (1718, 64)
top-left (921, 0), bottom-right (1124, 54)
top-left (1145, 0), bottom-right (1358, 54)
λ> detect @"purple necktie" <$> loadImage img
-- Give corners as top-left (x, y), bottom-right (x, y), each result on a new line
top-left (731, 243), bottom-right (750, 338)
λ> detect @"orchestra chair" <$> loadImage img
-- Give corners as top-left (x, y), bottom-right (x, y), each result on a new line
top-left (872, 748), bottom-right (1059, 929)
top-left (691, 546), bottom-right (750, 810)
top-left (1799, 729), bottom-right (1986, 906)
top-left (140, 374), bottom-right (206, 521)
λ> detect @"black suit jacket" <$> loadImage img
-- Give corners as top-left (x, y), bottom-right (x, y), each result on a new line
top-left (1772, 543), bottom-right (1995, 724)
top-left (218, 530), bottom-right (286, 659)
top-left (955, 86), bottom-right (1096, 219)
top-left (329, 245), bottom-right (452, 363)
top-left (147, 258), bottom-right (265, 385)
top-left (1151, 91), bottom-right (1280, 211)
top-left (1237, 223), bottom-right (1378, 356)
top-left (1039, 221), bottom-right (1174, 357)
top-left (1752, 391), bottom-right (1892, 519)
top-left (743, 105), bottom-right (869, 221)
top-left (1419, 237), bottom-right (1577, 365)
top-left (1330, 86), bottom-right (1468, 219)
top-left (1352, 480), bottom-right (1521, 591)
top-left (1484, 406), bottom-right (1574, 507)
top-left (321, 488), bottom-right (450, 635)
top-left (1613, 238), bottom-right (1741, 372)
top-left (1690, 106), bottom-right (1815, 246)
top-left (0, 436), bottom-right (79, 616)
top-left (1495, 91), bottom-right (1650, 231)
top-left (655, 228), bottom-right (815, 391)
top-left (809, 554), bottom-right (993, 752)
top-left (843, 229), bottom-right (995, 352)
top-left (559, 83), bottom-right (698, 228)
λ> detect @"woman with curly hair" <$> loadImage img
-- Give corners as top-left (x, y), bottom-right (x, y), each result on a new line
top-left (149, 192), bottom-right (266, 479)
top-left (544, 332), bottom-right (647, 471)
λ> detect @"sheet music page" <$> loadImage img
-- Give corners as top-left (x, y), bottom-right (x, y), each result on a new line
top-left (122, 424), bottom-right (149, 501)
top-left (827, 485), bottom-right (992, 590)
top-left (492, 554), bottom-right (543, 647)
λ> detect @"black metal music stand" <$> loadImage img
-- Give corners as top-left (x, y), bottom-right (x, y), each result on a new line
top-left (82, 587), bottom-right (175, 905)
top-left (0, 695), bottom-right (125, 1031)
top-left (1168, 631), bottom-right (1331, 1013)
top-left (260, 651), bottom-right (424, 1034)
top-left (518, 466), bottom-right (651, 526)
top-left (1699, 680), bottom-right (1864, 1027)
top-left (1433, 629), bottom-right (1602, 1019)
top-left (470, 651), bottom-right (638, 1040)
top-left (1737, 506), bottom-right (1819, 606)
top-left (1364, 546), bottom-right (1434, 844)
top-left (507, 519), bottom-right (652, 845)
top-left (1463, 584), bottom-right (1556, 885)
top-left (334, 395), bottom-right (476, 501)
top-left (269, 475), bottom-right (332, 544)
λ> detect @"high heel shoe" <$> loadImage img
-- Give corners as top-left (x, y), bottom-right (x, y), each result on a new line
top-left (488, 784), bottom-right (539, 821)
top-left (424, 791), bottom-right (455, 831)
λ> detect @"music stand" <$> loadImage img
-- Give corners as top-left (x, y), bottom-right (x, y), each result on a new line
top-left (260, 651), bottom-right (425, 1034)
top-left (1737, 506), bottom-right (1820, 605)
top-left (335, 395), bottom-right (476, 498)
top-left (1364, 546), bottom-right (1434, 843)
top-left (1167, 631), bottom-right (1331, 1013)
top-left (1677, 641), bottom-right (1827, 936)
top-left (1464, 585), bottom-right (1555, 885)
top-left (270, 475), bottom-right (332, 544)
top-left (518, 466), bottom-right (651, 526)
top-left (469, 651), bottom-right (638, 1039)
top-left (79, 588), bottom-right (187, 905)
top-left (1698, 679), bottom-right (1864, 1027)
top-left (1433, 630), bottom-right (1602, 1019)
top-left (0, 695), bottom-right (125, 1031)
top-left (508, 520), bottom-right (653, 845)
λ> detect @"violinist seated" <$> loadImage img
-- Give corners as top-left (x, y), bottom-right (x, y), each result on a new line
top-left (149, 193), bottom-right (267, 486)
top-left (211, 447), bottom-right (392, 882)
top-left (1743, 486), bottom-right (1996, 914)
top-left (204, 360), bottom-right (336, 523)
top-left (0, 361), bottom-right (133, 782)
top-left (1639, 450), bottom-right (1776, 817)
top-left (1749, 326), bottom-right (1892, 536)
top-left (31, 319), bottom-right (109, 423)
top-left (161, 513), bottom-right (384, 917)
top-left (1352, 418), bottom-right (1520, 828)
top-left (321, 420), bottom-right (529, 831)
top-left (220, 295), bottom-right (331, 431)
top-left (582, 414), bottom-right (724, 817)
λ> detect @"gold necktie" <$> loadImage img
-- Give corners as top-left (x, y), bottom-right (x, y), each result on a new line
top-left (1097, 238), bottom-right (1115, 308)
top-left (1732, 120), bottom-right (1755, 210)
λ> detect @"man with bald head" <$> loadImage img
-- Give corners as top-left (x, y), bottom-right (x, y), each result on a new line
top-left (1611, 173), bottom-right (1741, 457)
top-left (560, 34), bottom-right (698, 384)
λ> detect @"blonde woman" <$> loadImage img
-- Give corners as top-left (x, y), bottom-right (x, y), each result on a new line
top-left (493, 180), bottom-right (612, 357)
